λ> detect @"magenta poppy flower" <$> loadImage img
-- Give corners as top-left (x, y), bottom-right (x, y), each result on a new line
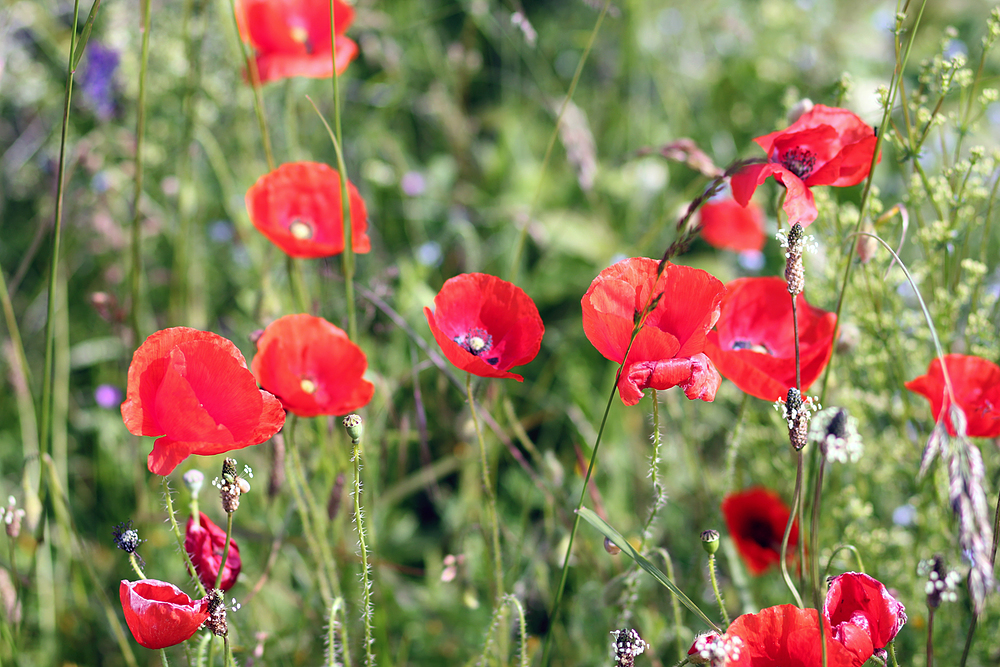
top-left (120, 579), bottom-right (210, 649)
top-left (425, 273), bottom-right (544, 382)
top-left (905, 354), bottom-right (1000, 438)
top-left (825, 572), bottom-right (906, 659)
top-left (732, 105), bottom-right (878, 227)
top-left (234, 0), bottom-right (358, 84)
top-left (582, 258), bottom-right (725, 406)
top-left (185, 512), bottom-right (241, 592)
top-left (699, 197), bottom-right (766, 252)
top-left (121, 327), bottom-right (286, 476)
top-left (704, 277), bottom-right (837, 401)
top-left (721, 487), bottom-right (798, 576)
top-left (251, 314), bottom-right (375, 417)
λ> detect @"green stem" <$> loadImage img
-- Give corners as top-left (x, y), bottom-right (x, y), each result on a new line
top-left (128, 552), bottom-right (145, 579)
top-left (655, 548), bottom-right (685, 661)
top-left (226, 0), bottom-right (275, 170)
top-left (129, 0), bottom-right (151, 345)
top-left (352, 439), bottom-right (375, 667)
top-left (466, 373), bottom-right (503, 601)
top-left (159, 648), bottom-right (170, 667)
top-left (779, 452), bottom-right (805, 608)
top-left (214, 512), bottom-right (234, 590)
top-left (725, 393), bottom-right (750, 490)
top-left (162, 477), bottom-right (208, 598)
top-left (707, 554), bottom-right (730, 627)
top-left (926, 606), bottom-right (935, 667)
top-left (329, 0), bottom-right (357, 341)
top-left (812, 455), bottom-right (828, 667)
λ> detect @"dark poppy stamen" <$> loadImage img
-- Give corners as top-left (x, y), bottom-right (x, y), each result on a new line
top-left (732, 339), bottom-right (771, 355)
top-left (454, 327), bottom-right (494, 358)
top-left (780, 147), bottom-right (817, 180)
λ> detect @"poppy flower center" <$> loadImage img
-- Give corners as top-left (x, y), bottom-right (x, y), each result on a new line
top-left (779, 147), bottom-right (817, 180)
top-left (746, 519), bottom-right (778, 550)
top-left (289, 219), bottom-right (314, 240)
top-left (300, 378), bottom-right (317, 394)
top-left (732, 340), bottom-right (772, 355)
top-left (454, 327), bottom-right (497, 361)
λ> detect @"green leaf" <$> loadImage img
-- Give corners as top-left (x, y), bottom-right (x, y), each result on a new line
top-left (72, 0), bottom-right (104, 70)
top-left (576, 508), bottom-right (723, 634)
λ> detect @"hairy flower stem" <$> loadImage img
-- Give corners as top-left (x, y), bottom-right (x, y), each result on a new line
top-left (508, 0), bottom-right (611, 282)
top-left (820, 0), bottom-right (928, 402)
top-left (707, 554), bottom-right (730, 627)
top-left (779, 452), bottom-right (805, 608)
top-left (466, 373), bottom-right (503, 602)
top-left (329, 1), bottom-right (357, 342)
top-left (214, 512), bottom-right (234, 591)
top-left (725, 393), bottom-right (750, 490)
top-left (128, 552), bottom-right (145, 580)
top-left (163, 477), bottom-right (208, 597)
top-left (352, 439), bottom-right (376, 667)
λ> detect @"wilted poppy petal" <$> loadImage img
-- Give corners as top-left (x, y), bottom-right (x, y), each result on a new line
top-left (425, 274), bottom-right (544, 382)
top-left (825, 572), bottom-right (906, 655)
top-left (246, 162), bottom-right (370, 259)
top-left (582, 258), bottom-right (725, 405)
top-left (905, 354), bottom-right (1000, 438)
top-left (185, 513), bottom-right (242, 592)
top-left (120, 579), bottom-right (209, 650)
top-left (252, 314), bottom-right (375, 417)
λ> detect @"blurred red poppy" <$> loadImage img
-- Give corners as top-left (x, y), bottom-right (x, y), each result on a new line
top-left (120, 579), bottom-right (210, 649)
top-left (185, 512), bottom-right (242, 592)
top-left (732, 105), bottom-right (878, 227)
top-left (705, 277), bottom-right (836, 401)
top-left (905, 354), bottom-right (1000, 438)
top-left (722, 487), bottom-right (797, 576)
top-left (251, 314), bottom-right (374, 417)
top-left (246, 161), bottom-right (370, 259)
top-left (825, 572), bottom-right (906, 660)
top-left (121, 328), bottom-right (286, 476)
top-left (699, 197), bottom-right (766, 252)
top-left (234, 0), bottom-right (358, 83)
top-left (425, 273), bottom-right (544, 382)
top-left (724, 604), bottom-right (869, 667)
top-left (582, 258), bottom-right (725, 406)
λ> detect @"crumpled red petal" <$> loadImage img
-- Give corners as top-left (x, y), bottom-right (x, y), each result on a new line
top-left (119, 579), bottom-right (210, 650)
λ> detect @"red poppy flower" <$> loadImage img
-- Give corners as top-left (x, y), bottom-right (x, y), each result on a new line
top-left (722, 487), bottom-right (798, 576)
top-left (234, 0), bottom-right (358, 84)
top-left (825, 572), bottom-right (906, 658)
top-left (424, 273), bottom-right (544, 382)
top-left (705, 277), bottom-right (836, 402)
top-left (251, 314), bottom-right (374, 417)
top-left (732, 105), bottom-right (878, 227)
top-left (699, 197), bottom-right (766, 252)
top-left (246, 161), bottom-right (370, 259)
top-left (121, 327), bottom-right (286, 476)
top-left (724, 605), bottom-right (870, 667)
top-left (582, 258), bottom-right (726, 406)
top-left (905, 354), bottom-right (1000, 438)
top-left (119, 579), bottom-right (210, 649)
top-left (185, 512), bottom-right (242, 592)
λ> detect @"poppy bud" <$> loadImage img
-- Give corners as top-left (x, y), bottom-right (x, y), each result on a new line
top-left (343, 413), bottom-right (364, 443)
top-left (610, 629), bottom-right (647, 667)
top-left (787, 98), bottom-right (814, 124)
top-left (183, 470), bottom-right (204, 496)
top-left (700, 529), bottom-right (720, 555)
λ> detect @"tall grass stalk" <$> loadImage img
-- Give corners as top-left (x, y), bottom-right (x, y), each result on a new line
top-left (465, 373), bottom-right (503, 602)
top-left (128, 0), bottom-right (152, 346)
top-left (226, 0), bottom-right (276, 170)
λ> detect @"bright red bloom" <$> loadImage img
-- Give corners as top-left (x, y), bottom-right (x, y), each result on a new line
top-left (121, 327), bottom-right (286, 476)
top-left (185, 512), bottom-right (242, 592)
top-left (722, 487), bottom-right (798, 575)
top-left (705, 277), bottom-right (836, 401)
top-left (246, 161), bottom-right (370, 259)
top-left (119, 579), bottom-right (210, 649)
top-left (725, 605), bottom-right (870, 667)
top-left (234, 0), bottom-right (358, 84)
top-left (699, 197), bottom-right (766, 252)
top-left (251, 314), bottom-right (374, 417)
top-left (425, 273), bottom-right (543, 382)
top-left (825, 572), bottom-right (906, 658)
top-left (905, 354), bottom-right (1000, 438)
top-left (732, 105), bottom-right (878, 227)
top-left (582, 258), bottom-right (725, 406)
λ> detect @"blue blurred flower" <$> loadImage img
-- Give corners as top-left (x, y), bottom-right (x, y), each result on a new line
top-left (80, 43), bottom-right (120, 121)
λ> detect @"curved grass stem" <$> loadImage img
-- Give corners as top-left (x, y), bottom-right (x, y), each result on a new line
top-left (466, 373), bottom-right (503, 602)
